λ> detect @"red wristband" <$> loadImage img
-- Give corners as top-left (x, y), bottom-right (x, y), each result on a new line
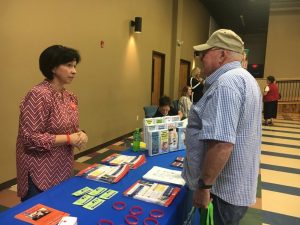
top-left (98, 219), bottom-right (114, 225)
top-left (149, 209), bottom-right (164, 218)
top-left (125, 215), bottom-right (138, 225)
top-left (66, 134), bottom-right (71, 145)
top-left (129, 206), bottom-right (143, 216)
top-left (113, 201), bottom-right (126, 210)
top-left (144, 217), bottom-right (158, 225)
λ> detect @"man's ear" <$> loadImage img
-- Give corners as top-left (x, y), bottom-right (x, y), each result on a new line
top-left (220, 49), bottom-right (226, 58)
top-left (222, 49), bottom-right (232, 65)
top-left (218, 49), bottom-right (226, 64)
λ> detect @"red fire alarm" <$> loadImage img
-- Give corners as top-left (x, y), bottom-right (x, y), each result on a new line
top-left (100, 40), bottom-right (104, 48)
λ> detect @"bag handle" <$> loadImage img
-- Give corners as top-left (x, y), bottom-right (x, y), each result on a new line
top-left (183, 202), bottom-right (214, 225)
top-left (200, 202), bottom-right (214, 225)
top-left (183, 206), bottom-right (195, 225)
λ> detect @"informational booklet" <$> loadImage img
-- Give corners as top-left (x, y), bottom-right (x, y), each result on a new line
top-left (142, 166), bottom-right (185, 186)
top-left (15, 204), bottom-right (69, 225)
top-left (76, 163), bottom-right (130, 183)
top-left (123, 180), bottom-right (180, 207)
top-left (171, 156), bottom-right (184, 168)
top-left (101, 153), bottom-right (146, 169)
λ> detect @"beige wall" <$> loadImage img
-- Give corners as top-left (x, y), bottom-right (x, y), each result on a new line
top-left (0, 0), bottom-right (209, 184)
top-left (264, 7), bottom-right (300, 79)
top-left (169, 0), bottom-right (210, 98)
top-left (181, 0), bottom-right (210, 63)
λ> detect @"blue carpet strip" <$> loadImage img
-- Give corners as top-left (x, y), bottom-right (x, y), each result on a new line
top-left (261, 150), bottom-right (300, 160)
top-left (262, 182), bottom-right (300, 196)
top-left (263, 210), bottom-right (300, 225)
top-left (260, 163), bottom-right (300, 174)
top-left (262, 141), bottom-right (300, 149)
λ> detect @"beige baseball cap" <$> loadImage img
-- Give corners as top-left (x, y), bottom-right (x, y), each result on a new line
top-left (193, 29), bottom-right (244, 54)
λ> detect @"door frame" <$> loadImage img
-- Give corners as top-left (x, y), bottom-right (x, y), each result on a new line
top-left (178, 59), bottom-right (191, 98)
top-left (151, 51), bottom-right (165, 105)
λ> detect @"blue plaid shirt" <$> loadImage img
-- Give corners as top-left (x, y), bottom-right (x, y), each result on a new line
top-left (182, 61), bottom-right (262, 206)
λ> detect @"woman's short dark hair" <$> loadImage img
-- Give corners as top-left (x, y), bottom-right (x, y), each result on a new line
top-left (159, 95), bottom-right (171, 107)
top-left (39, 45), bottom-right (81, 80)
top-left (267, 75), bottom-right (275, 83)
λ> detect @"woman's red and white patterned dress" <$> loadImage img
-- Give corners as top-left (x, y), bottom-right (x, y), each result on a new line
top-left (16, 80), bottom-right (79, 198)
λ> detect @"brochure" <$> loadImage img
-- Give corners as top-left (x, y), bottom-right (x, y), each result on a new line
top-left (101, 153), bottom-right (146, 169)
top-left (15, 204), bottom-right (69, 225)
top-left (143, 115), bottom-right (186, 156)
top-left (171, 156), bottom-right (184, 168)
top-left (142, 166), bottom-right (185, 186)
top-left (123, 180), bottom-right (180, 207)
top-left (76, 163), bottom-right (130, 183)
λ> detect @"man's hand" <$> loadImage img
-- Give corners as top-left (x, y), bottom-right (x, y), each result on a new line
top-left (193, 188), bottom-right (211, 209)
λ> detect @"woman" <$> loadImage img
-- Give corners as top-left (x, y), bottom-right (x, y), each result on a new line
top-left (179, 86), bottom-right (192, 119)
top-left (190, 67), bottom-right (205, 104)
top-left (16, 45), bottom-right (88, 201)
top-left (263, 75), bottom-right (280, 125)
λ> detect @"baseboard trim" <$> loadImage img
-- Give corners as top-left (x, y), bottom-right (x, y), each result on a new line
top-left (74, 132), bottom-right (133, 159)
top-left (0, 132), bottom-right (133, 191)
top-left (0, 178), bottom-right (17, 192)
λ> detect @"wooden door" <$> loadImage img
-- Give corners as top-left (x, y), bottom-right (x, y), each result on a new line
top-left (178, 60), bottom-right (190, 98)
top-left (151, 52), bottom-right (165, 105)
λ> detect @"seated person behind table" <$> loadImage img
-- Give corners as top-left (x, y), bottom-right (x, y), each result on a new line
top-left (153, 95), bottom-right (183, 119)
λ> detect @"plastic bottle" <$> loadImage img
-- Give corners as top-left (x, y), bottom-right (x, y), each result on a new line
top-left (132, 128), bottom-right (141, 152)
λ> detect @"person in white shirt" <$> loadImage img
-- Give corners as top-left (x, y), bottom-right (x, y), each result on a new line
top-left (179, 86), bottom-right (192, 119)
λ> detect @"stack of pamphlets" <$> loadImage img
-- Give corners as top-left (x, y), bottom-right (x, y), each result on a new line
top-left (76, 163), bottom-right (130, 183)
top-left (123, 180), bottom-right (180, 207)
top-left (142, 166), bottom-right (185, 186)
top-left (101, 153), bottom-right (146, 169)
top-left (15, 204), bottom-right (69, 225)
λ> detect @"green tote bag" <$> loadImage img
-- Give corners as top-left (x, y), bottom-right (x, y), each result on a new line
top-left (183, 202), bottom-right (214, 225)
top-left (200, 202), bottom-right (214, 225)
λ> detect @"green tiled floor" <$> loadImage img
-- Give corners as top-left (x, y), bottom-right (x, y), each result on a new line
top-left (241, 208), bottom-right (262, 225)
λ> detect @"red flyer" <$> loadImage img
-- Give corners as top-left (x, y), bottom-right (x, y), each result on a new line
top-left (15, 203), bottom-right (69, 225)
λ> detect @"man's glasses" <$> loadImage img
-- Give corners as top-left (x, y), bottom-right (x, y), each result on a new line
top-left (201, 48), bottom-right (222, 57)
top-left (194, 48), bottom-right (222, 58)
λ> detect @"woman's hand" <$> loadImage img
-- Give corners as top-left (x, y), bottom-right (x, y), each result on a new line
top-left (70, 131), bottom-right (88, 150)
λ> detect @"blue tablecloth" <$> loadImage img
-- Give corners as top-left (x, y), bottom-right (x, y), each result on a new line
top-left (0, 149), bottom-right (189, 225)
